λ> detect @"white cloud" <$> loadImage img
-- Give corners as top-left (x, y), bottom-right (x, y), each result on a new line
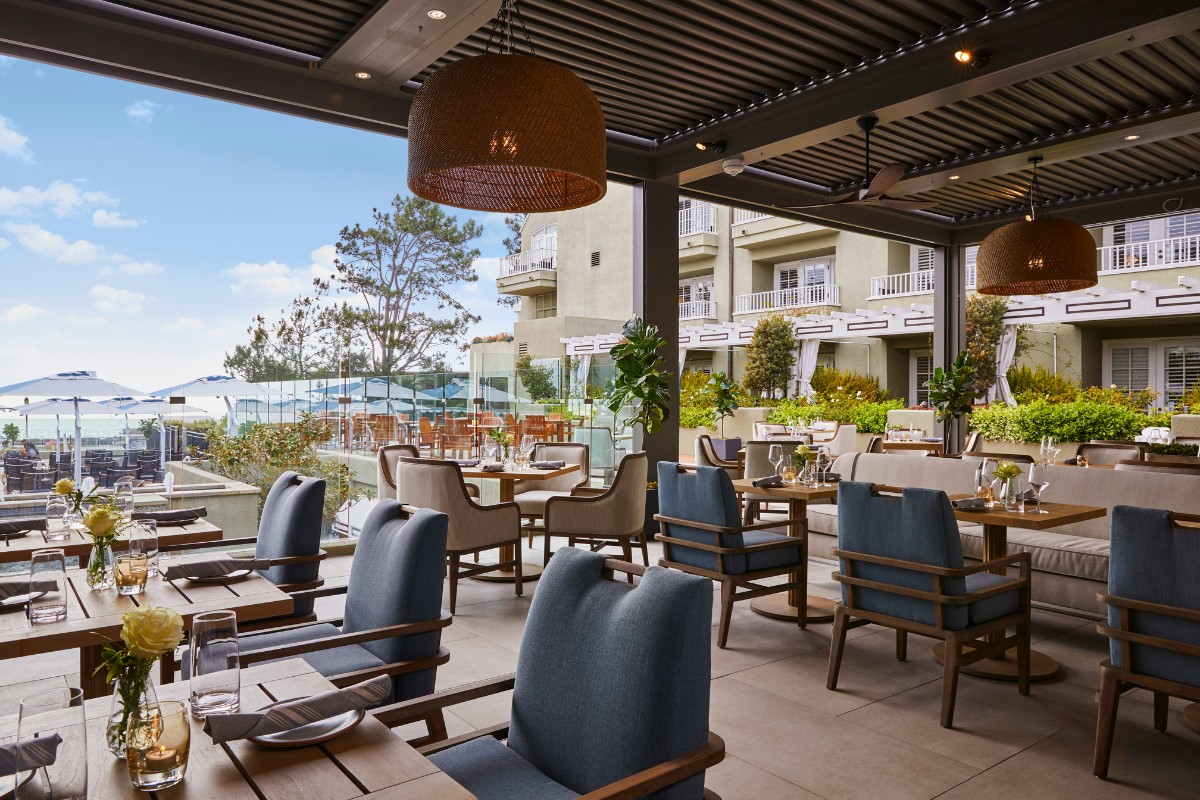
top-left (0, 303), bottom-right (49, 324)
top-left (0, 116), bottom-right (33, 162)
top-left (0, 180), bottom-right (117, 218)
top-left (125, 100), bottom-right (162, 125)
top-left (471, 256), bottom-right (503, 283)
top-left (90, 284), bottom-right (151, 313)
top-left (0, 237), bottom-right (8, 251)
top-left (118, 260), bottom-right (163, 276)
top-left (223, 245), bottom-right (336, 296)
top-left (1, 222), bottom-right (105, 265)
top-left (92, 209), bottom-right (142, 228)
top-left (166, 317), bottom-right (203, 332)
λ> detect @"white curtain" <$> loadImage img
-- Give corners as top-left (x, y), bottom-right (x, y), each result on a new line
top-left (678, 345), bottom-right (688, 373)
top-left (795, 338), bottom-right (820, 398)
top-left (989, 324), bottom-right (1018, 406)
top-left (574, 354), bottom-right (592, 395)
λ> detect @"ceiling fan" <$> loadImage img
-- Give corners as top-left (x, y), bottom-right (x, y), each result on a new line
top-left (786, 115), bottom-right (937, 211)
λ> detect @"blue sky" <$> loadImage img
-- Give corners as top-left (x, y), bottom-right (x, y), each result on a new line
top-left (0, 55), bottom-right (513, 395)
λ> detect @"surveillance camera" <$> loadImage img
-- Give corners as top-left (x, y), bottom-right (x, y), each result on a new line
top-left (722, 157), bottom-right (745, 177)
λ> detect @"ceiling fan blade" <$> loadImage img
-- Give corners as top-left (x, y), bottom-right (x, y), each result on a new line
top-left (864, 163), bottom-right (904, 198)
top-left (878, 197), bottom-right (939, 210)
top-left (784, 191), bottom-right (860, 209)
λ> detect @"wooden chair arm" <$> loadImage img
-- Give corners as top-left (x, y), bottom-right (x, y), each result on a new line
top-left (160, 535), bottom-right (259, 552)
top-left (577, 733), bottom-right (725, 800)
top-left (372, 673), bottom-right (517, 728)
top-left (1098, 593), bottom-right (1200, 624)
top-left (570, 486), bottom-right (609, 497)
top-left (1097, 625), bottom-right (1200, 658)
top-left (833, 547), bottom-right (1030, 578)
top-left (238, 612), bottom-right (452, 665)
top-left (834, 568), bottom-right (1030, 607)
top-left (656, 533), bottom-right (801, 556)
top-left (654, 514), bottom-right (802, 535)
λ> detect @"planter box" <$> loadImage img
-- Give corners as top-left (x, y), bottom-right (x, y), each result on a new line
top-left (1147, 453), bottom-right (1200, 464)
top-left (644, 488), bottom-right (658, 541)
top-left (710, 437), bottom-right (742, 461)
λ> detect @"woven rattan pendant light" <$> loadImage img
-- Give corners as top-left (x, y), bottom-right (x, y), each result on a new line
top-left (407, 0), bottom-right (606, 213)
top-left (975, 157), bottom-right (1097, 295)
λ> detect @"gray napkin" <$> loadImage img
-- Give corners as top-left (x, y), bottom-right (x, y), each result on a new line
top-left (203, 676), bottom-right (391, 744)
top-left (131, 507), bottom-right (206, 526)
top-left (481, 463), bottom-right (506, 472)
top-left (165, 558), bottom-right (269, 580)
top-left (0, 733), bottom-right (62, 776)
top-left (952, 498), bottom-right (988, 510)
top-left (752, 475), bottom-right (783, 488)
top-left (0, 518), bottom-right (46, 537)
top-left (455, 459), bottom-right (480, 467)
top-left (817, 472), bottom-right (841, 482)
top-left (0, 580), bottom-right (59, 602)
top-left (530, 460), bottom-right (566, 469)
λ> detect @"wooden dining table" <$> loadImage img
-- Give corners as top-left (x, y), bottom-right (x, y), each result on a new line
top-left (0, 658), bottom-right (475, 799)
top-left (457, 463), bottom-right (580, 582)
top-left (0, 562), bottom-right (293, 699)
top-left (0, 519), bottom-right (223, 564)
top-left (730, 479), bottom-right (839, 625)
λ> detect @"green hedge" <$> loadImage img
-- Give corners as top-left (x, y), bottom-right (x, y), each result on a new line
top-left (679, 405), bottom-right (715, 431)
top-left (969, 399), bottom-right (1170, 443)
top-left (766, 398), bottom-right (903, 434)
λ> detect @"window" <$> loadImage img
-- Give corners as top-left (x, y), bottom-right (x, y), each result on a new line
top-left (1112, 220), bottom-right (1150, 245)
top-left (914, 246), bottom-right (935, 271)
top-left (679, 280), bottom-right (712, 306)
top-left (518, 342), bottom-right (528, 357)
top-left (678, 284), bottom-right (691, 303)
top-left (533, 292), bottom-right (557, 319)
top-left (1167, 213), bottom-right (1200, 239)
top-left (1166, 214), bottom-right (1200, 263)
top-left (1104, 338), bottom-right (1200, 408)
top-left (777, 267), bottom-right (799, 291)
top-left (965, 245), bottom-right (978, 288)
top-left (910, 350), bottom-right (934, 406)
top-left (1109, 345), bottom-right (1151, 392)
top-left (590, 250), bottom-right (600, 268)
top-left (776, 258), bottom-right (833, 291)
top-left (1163, 345), bottom-right (1200, 405)
top-left (531, 224), bottom-right (557, 268)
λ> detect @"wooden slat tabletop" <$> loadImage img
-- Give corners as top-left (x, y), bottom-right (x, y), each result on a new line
top-left (457, 464), bottom-right (579, 482)
top-left (729, 479), bottom-right (838, 502)
top-left (0, 519), bottom-right (223, 564)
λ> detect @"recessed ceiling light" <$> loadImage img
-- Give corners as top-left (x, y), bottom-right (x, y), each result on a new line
top-left (954, 50), bottom-right (972, 63)
top-left (354, 71), bottom-right (371, 80)
top-left (427, 9), bottom-right (446, 19)
top-left (1124, 134), bottom-right (1141, 141)
top-left (949, 175), bottom-right (961, 180)
top-left (953, 49), bottom-right (989, 67)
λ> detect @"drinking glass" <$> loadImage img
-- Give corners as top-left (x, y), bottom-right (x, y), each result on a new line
top-left (815, 448), bottom-right (831, 487)
top-left (28, 550), bottom-right (67, 625)
top-left (768, 444), bottom-right (784, 476)
top-left (1003, 476), bottom-right (1026, 513)
top-left (114, 483), bottom-right (136, 515)
top-left (126, 701), bottom-right (189, 791)
top-left (129, 520), bottom-right (159, 577)
top-left (520, 435), bottom-right (535, 457)
top-left (43, 497), bottom-right (70, 542)
top-left (15, 686), bottom-right (87, 799)
top-left (189, 610), bottom-right (240, 719)
top-left (480, 439), bottom-right (500, 466)
top-left (114, 554), bottom-right (148, 596)
top-left (1027, 464), bottom-right (1049, 515)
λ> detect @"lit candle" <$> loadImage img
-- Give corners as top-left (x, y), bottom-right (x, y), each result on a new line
top-left (144, 746), bottom-right (177, 770)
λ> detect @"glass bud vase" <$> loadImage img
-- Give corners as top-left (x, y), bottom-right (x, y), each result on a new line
top-left (107, 674), bottom-right (159, 758)
top-left (86, 541), bottom-right (115, 591)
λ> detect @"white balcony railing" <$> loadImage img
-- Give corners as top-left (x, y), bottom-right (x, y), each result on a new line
top-left (1099, 235), bottom-right (1200, 273)
top-left (869, 270), bottom-right (936, 299)
top-left (678, 300), bottom-right (716, 320)
top-left (500, 247), bottom-right (557, 277)
top-left (733, 208), bottom-right (773, 224)
top-left (734, 284), bottom-right (839, 314)
top-left (679, 202), bottom-right (716, 236)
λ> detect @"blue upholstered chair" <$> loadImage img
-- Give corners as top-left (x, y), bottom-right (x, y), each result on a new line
top-left (372, 547), bottom-right (724, 798)
top-left (253, 470), bottom-right (327, 617)
top-left (829, 481), bottom-right (1032, 728)
top-left (237, 501), bottom-right (452, 744)
top-left (654, 462), bottom-right (806, 648)
top-left (1094, 505), bottom-right (1200, 778)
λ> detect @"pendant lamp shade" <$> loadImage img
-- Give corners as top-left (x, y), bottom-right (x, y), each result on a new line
top-left (407, 53), bottom-right (607, 213)
top-left (974, 217), bottom-right (1098, 296)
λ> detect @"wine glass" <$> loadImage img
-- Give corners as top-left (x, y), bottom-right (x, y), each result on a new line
top-left (520, 435), bottom-right (536, 462)
top-left (815, 447), bottom-right (831, 486)
top-left (1027, 464), bottom-right (1049, 515)
top-left (768, 444), bottom-right (784, 476)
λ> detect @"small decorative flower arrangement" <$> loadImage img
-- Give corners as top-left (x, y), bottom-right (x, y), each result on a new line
top-left (82, 498), bottom-right (128, 590)
top-left (99, 605), bottom-right (185, 757)
top-left (54, 477), bottom-right (100, 520)
top-left (488, 428), bottom-right (515, 459)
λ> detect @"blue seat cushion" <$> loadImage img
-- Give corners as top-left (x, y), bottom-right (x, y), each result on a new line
top-left (965, 572), bottom-right (1022, 625)
top-left (742, 531), bottom-right (803, 573)
top-left (430, 736), bottom-right (580, 800)
top-left (236, 623), bottom-right (387, 678)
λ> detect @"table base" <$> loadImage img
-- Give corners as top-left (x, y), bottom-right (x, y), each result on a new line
top-left (930, 642), bottom-right (1060, 682)
top-left (470, 563), bottom-right (544, 583)
top-left (1183, 703), bottom-right (1200, 733)
top-left (750, 594), bottom-right (836, 624)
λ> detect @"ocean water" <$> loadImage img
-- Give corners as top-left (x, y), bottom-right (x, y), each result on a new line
top-left (0, 415), bottom-right (157, 442)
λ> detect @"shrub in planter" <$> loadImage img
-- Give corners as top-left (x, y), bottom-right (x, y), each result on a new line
top-left (707, 372), bottom-right (742, 460)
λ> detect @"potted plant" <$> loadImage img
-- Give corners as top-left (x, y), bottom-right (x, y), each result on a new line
top-left (707, 371), bottom-right (742, 461)
top-left (603, 316), bottom-right (671, 541)
top-left (924, 351), bottom-right (978, 452)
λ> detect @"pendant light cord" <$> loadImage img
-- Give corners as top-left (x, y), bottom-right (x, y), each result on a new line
top-left (485, 0), bottom-right (537, 57)
top-left (1027, 156), bottom-right (1044, 221)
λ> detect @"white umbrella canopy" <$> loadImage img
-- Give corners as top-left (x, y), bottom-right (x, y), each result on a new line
top-left (107, 397), bottom-right (209, 463)
top-left (17, 398), bottom-right (117, 460)
top-left (0, 372), bottom-right (144, 482)
top-left (149, 375), bottom-right (284, 438)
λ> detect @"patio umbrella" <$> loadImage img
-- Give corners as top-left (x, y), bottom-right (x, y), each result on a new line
top-left (107, 397), bottom-right (208, 459)
top-left (0, 371), bottom-right (143, 482)
top-left (17, 397), bottom-right (117, 460)
top-left (149, 375), bottom-right (284, 438)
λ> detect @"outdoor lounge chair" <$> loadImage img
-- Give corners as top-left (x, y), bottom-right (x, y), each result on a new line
top-left (542, 451), bottom-right (647, 567)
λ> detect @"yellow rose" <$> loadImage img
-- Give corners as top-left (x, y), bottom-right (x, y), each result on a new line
top-left (54, 478), bottom-right (75, 496)
top-left (120, 605), bottom-right (184, 659)
top-left (82, 506), bottom-right (121, 538)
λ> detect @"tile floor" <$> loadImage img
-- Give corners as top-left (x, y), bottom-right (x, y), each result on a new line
top-left (4, 541), bottom-right (1199, 799)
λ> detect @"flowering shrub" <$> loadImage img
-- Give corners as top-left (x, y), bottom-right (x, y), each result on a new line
top-left (470, 333), bottom-right (514, 344)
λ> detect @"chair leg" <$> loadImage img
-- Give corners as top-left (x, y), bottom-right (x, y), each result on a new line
top-left (826, 606), bottom-right (849, 690)
top-left (1017, 621), bottom-right (1031, 696)
top-left (716, 580), bottom-right (734, 649)
top-left (638, 534), bottom-right (649, 567)
top-left (1094, 666), bottom-right (1121, 779)
top-left (940, 635), bottom-right (962, 729)
top-left (620, 539), bottom-right (633, 583)
top-left (1153, 691), bottom-right (1169, 732)
top-left (513, 540), bottom-right (523, 598)
top-left (895, 630), bottom-right (907, 661)
top-left (543, 528), bottom-right (553, 567)
top-left (426, 709), bottom-right (448, 744)
top-left (448, 554), bottom-right (460, 614)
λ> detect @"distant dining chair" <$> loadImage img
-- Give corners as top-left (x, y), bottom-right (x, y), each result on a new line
top-left (808, 420), bottom-right (839, 444)
top-left (829, 482), bottom-right (1032, 728)
top-left (512, 442), bottom-right (589, 546)
top-left (752, 421), bottom-right (792, 440)
top-left (961, 451), bottom-right (1034, 465)
top-left (866, 436), bottom-right (884, 454)
top-left (542, 451), bottom-right (647, 566)
top-left (1077, 442), bottom-right (1146, 465)
top-left (397, 457), bottom-right (523, 612)
top-left (377, 444), bottom-right (420, 500)
top-left (656, 463), bottom-right (806, 648)
top-left (823, 423), bottom-right (858, 457)
top-left (695, 434), bottom-right (740, 480)
top-left (963, 430), bottom-right (983, 453)
top-left (1094, 505), bottom-right (1200, 778)
top-left (373, 547), bottom-right (724, 796)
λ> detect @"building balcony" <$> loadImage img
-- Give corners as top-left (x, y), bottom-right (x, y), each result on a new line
top-left (734, 284), bottom-right (840, 315)
top-left (679, 202), bottom-right (716, 236)
top-left (870, 270), bottom-right (935, 299)
top-left (679, 299), bottom-right (717, 321)
top-left (496, 248), bottom-right (557, 296)
top-left (1099, 234), bottom-right (1200, 274)
top-left (733, 209), bottom-right (773, 224)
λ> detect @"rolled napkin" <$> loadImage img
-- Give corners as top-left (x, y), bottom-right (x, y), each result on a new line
top-left (817, 472), bottom-right (841, 482)
top-left (481, 463), bottom-right (506, 472)
top-left (0, 733), bottom-right (62, 776)
top-left (1063, 457), bottom-right (1078, 465)
top-left (0, 518), bottom-right (46, 537)
top-left (752, 475), bottom-right (784, 488)
top-left (952, 497), bottom-right (988, 510)
top-left (165, 557), bottom-right (270, 581)
top-left (920, 438), bottom-right (943, 443)
top-left (1020, 489), bottom-right (1038, 501)
top-left (0, 579), bottom-right (60, 602)
top-left (530, 460), bottom-right (566, 470)
top-left (203, 676), bottom-right (391, 744)
top-left (130, 507), bottom-right (207, 526)
top-left (454, 459), bottom-right (480, 467)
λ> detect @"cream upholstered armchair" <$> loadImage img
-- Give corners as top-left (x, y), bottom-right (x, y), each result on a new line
top-left (379, 444), bottom-right (478, 501)
top-left (695, 434), bottom-right (739, 480)
top-left (512, 442), bottom-right (589, 545)
top-left (542, 452), bottom-right (648, 567)
top-left (397, 457), bottom-right (522, 612)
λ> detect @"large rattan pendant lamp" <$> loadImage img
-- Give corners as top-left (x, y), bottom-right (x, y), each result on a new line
top-left (975, 157), bottom-right (1098, 295)
top-left (407, 0), bottom-right (606, 213)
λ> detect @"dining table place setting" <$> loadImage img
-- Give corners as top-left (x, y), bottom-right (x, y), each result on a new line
top-left (163, 555), bottom-right (270, 582)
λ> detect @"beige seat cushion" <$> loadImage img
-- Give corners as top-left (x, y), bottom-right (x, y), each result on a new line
top-left (515, 489), bottom-right (571, 516)
top-left (959, 527), bottom-right (1109, 582)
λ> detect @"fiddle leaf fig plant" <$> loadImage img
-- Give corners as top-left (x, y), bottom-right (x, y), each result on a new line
top-left (603, 317), bottom-right (671, 437)
top-left (707, 372), bottom-right (740, 439)
top-left (924, 351), bottom-right (979, 448)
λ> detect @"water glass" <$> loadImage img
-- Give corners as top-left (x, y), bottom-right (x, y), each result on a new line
top-left (43, 497), bottom-right (70, 542)
top-left (28, 550), bottom-right (67, 625)
top-left (114, 554), bottom-right (149, 596)
top-left (129, 520), bottom-right (159, 577)
top-left (114, 483), bottom-right (136, 515)
top-left (1003, 477), bottom-right (1026, 513)
top-left (15, 686), bottom-right (87, 799)
top-left (126, 701), bottom-right (189, 791)
top-left (189, 610), bottom-right (240, 719)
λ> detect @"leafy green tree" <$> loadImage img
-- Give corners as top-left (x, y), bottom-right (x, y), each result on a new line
top-left (603, 317), bottom-right (671, 436)
top-left (925, 352), bottom-right (979, 447)
top-left (743, 313), bottom-right (797, 399)
top-left (516, 354), bottom-right (558, 401)
top-left (966, 294), bottom-right (1027, 397)
top-left (707, 372), bottom-right (741, 438)
top-left (2, 424), bottom-right (19, 446)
